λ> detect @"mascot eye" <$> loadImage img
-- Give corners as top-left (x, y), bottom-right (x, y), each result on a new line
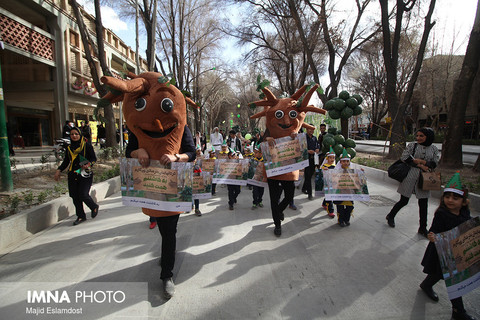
top-left (135, 98), bottom-right (147, 111)
top-left (161, 98), bottom-right (174, 113)
top-left (275, 110), bottom-right (284, 119)
top-left (289, 110), bottom-right (298, 119)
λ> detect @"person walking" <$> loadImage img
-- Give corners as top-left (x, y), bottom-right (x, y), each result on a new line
top-left (385, 127), bottom-right (440, 237)
top-left (301, 125), bottom-right (319, 200)
top-left (54, 127), bottom-right (99, 225)
top-left (419, 173), bottom-right (476, 320)
top-left (82, 121), bottom-right (92, 144)
top-left (210, 127), bottom-right (223, 153)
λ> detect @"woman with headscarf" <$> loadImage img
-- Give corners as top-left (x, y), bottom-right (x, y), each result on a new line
top-left (385, 127), bottom-right (440, 237)
top-left (54, 126), bottom-right (99, 225)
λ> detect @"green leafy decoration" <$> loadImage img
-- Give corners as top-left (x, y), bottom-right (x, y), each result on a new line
top-left (249, 103), bottom-right (257, 110)
top-left (181, 90), bottom-right (192, 97)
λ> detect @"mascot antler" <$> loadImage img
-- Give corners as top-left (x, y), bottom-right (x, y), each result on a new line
top-left (250, 84), bottom-right (326, 138)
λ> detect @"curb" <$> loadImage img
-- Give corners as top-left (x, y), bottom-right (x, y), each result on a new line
top-left (359, 165), bottom-right (480, 212)
top-left (0, 176), bottom-right (120, 254)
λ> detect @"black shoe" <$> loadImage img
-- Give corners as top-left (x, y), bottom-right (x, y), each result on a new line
top-left (274, 226), bottom-right (282, 236)
top-left (345, 221), bottom-right (350, 226)
top-left (339, 221), bottom-right (346, 227)
top-left (229, 205), bottom-right (234, 210)
top-left (452, 310), bottom-right (476, 320)
top-left (418, 228), bottom-right (429, 238)
top-left (386, 214), bottom-right (395, 228)
top-left (302, 189), bottom-right (308, 195)
top-left (91, 205), bottom-right (99, 218)
top-left (73, 218), bottom-right (86, 226)
top-left (420, 283), bottom-right (439, 302)
top-left (308, 195), bottom-right (313, 200)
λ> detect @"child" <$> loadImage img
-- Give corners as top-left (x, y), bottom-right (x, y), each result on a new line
top-left (193, 145), bottom-right (203, 216)
top-left (321, 146), bottom-right (336, 218)
top-left (208, 147), bottom-right (217, 196)
top-left (335, 149), bottom-right (354, 227)
top-left (420, 172), bottom-right (475, 320)
top-left (251, 144), bottom-right (265, 210)
top-left (218, 140), bottom-right (229, 159)
top-left (227, 148), bottom-right (241, 210)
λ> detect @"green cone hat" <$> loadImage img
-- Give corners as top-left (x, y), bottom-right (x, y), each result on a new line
top-left (444, 172), bottom-right (464, 196)
top-left (340, 148), bottom-right (351, 160)
top-left (326, 146), bottom-right (335, 156)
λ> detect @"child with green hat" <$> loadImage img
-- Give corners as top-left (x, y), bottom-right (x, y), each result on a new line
top-left (334, 148), bottom-right (354, 227)
top-left (420, 172), bottom-right (475, 320)
top-left (227, 147), bottom-right (241, 210)
top-left (320, 146), bottom-right (336, 218)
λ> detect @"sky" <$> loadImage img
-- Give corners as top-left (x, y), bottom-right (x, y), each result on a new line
top-left (79, 0), bottom-right (478, 65)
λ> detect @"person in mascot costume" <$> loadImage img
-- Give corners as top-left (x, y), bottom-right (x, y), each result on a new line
top-left (250, 84), bottom-right (326, 236)
top-left (99, 71), bottom-right (197, 299)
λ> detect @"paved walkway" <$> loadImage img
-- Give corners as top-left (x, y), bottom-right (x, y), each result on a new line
top-left (0, 171), bottom-right (479, 319)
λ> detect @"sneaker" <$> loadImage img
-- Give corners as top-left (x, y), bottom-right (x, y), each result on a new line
top-left (274, 226), bottom-right (282, 236)
top-left (345, 221), bottom-right (351, 226)
top-left (339, 221), bottom-right (346, 227)
top-left (195, 209), bottom-right (202, 216)
top-left (162, 278), bottom-right (175, 299)
top-left (251, 204), bottom-right (257, 210)
top-left (73, 218), bottom-right (86, 226)
top-left (258, 202), bottom-right (263, 208)
top-left (91, 205), bottom-right (99, 218)
top-left (149, 221), bottom-right (157, 229)
top-left (328, 212), bottom-right (335, 218)
top-left (212, 192), bottom-right (216, 196)
top-left (229, 205), bottom-right (234, 210)
top-left (419, 282), bottom-right (439, 302)
top-left (308, 195), bottom-right (314, 201)
top-left (288, 204), bottom-right (297, 210)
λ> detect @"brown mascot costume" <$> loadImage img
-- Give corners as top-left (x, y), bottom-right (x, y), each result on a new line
top-left (99, 71), bottom-right (197, 299)
top-left (250, 84), bottom-right (326, 236)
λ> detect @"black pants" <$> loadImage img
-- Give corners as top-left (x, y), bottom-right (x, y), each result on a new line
top-left (322, 199), bottom-right (334, 213)
top-left (302, 161), bottom-right (315, 196)
top-left (421, 274), bottom-right (465, 312)
top-left (194, 199), bottom-right (199, 210)
top-left (336, 204), bottom-right (353, 223)
top-left (155, 214), bottom-right (180, 280)
top-left (388, 195), bottom-right (428, 230)
top-left (267, 179), bottom-right (295, 227)
top-left (68, 172), bottom-right (97, 219)
top-left (252, 186), bottom-right (264, 205)
top-left (228, 185), bottom-right (241, 206)
top-left (211, 183), bottom-right (216, 195)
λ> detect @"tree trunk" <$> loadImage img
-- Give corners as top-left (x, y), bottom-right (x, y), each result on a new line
top-left (440, 1), bottom-right (480, 168)
top-left (474, 154), bottom-right (480, 172)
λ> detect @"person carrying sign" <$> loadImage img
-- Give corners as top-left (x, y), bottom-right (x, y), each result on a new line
top-left (249, 83), bottom-right (326, 236)
top-left (419, 173), bottom-right (475, 320)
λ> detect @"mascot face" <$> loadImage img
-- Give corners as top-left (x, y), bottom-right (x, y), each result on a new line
top-left (100, 72), bottom-right (196, 157)
top-left (250, 84), bottom-right (326, 139)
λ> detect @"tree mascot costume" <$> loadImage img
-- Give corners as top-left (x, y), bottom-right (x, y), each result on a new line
top-left (98, 71), bottom-right (197, 299)
top-left (250, 84), bottom-right (326, 236)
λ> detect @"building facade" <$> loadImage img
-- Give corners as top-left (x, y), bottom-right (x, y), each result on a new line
top-left (0, 0), bottom-right (147, 147)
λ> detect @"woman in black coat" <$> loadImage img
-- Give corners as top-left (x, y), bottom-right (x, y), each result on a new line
top-left (54, 127), bottom-right (98, 225)
top-left (420, 185), bottom-right (474, 320)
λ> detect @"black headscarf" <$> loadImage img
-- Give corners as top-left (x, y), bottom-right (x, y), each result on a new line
top-left (69, 127), bottom-right (83, 150)
top-left (416, 127), bottom-right (435, 146)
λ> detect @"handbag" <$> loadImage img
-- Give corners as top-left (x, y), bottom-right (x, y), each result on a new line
top-left (419, 170), bottom-right (442, 190)
top-left (387, 143), bottom-right (418, 182)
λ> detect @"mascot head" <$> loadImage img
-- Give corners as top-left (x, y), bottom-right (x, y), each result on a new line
top-left (249, 84), bottom-right (326, 138)
top-left (99, 72), bottom-right (197, 158)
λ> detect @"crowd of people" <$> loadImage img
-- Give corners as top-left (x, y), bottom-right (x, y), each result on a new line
top-left (51, 122), bottom-right (477, 320)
